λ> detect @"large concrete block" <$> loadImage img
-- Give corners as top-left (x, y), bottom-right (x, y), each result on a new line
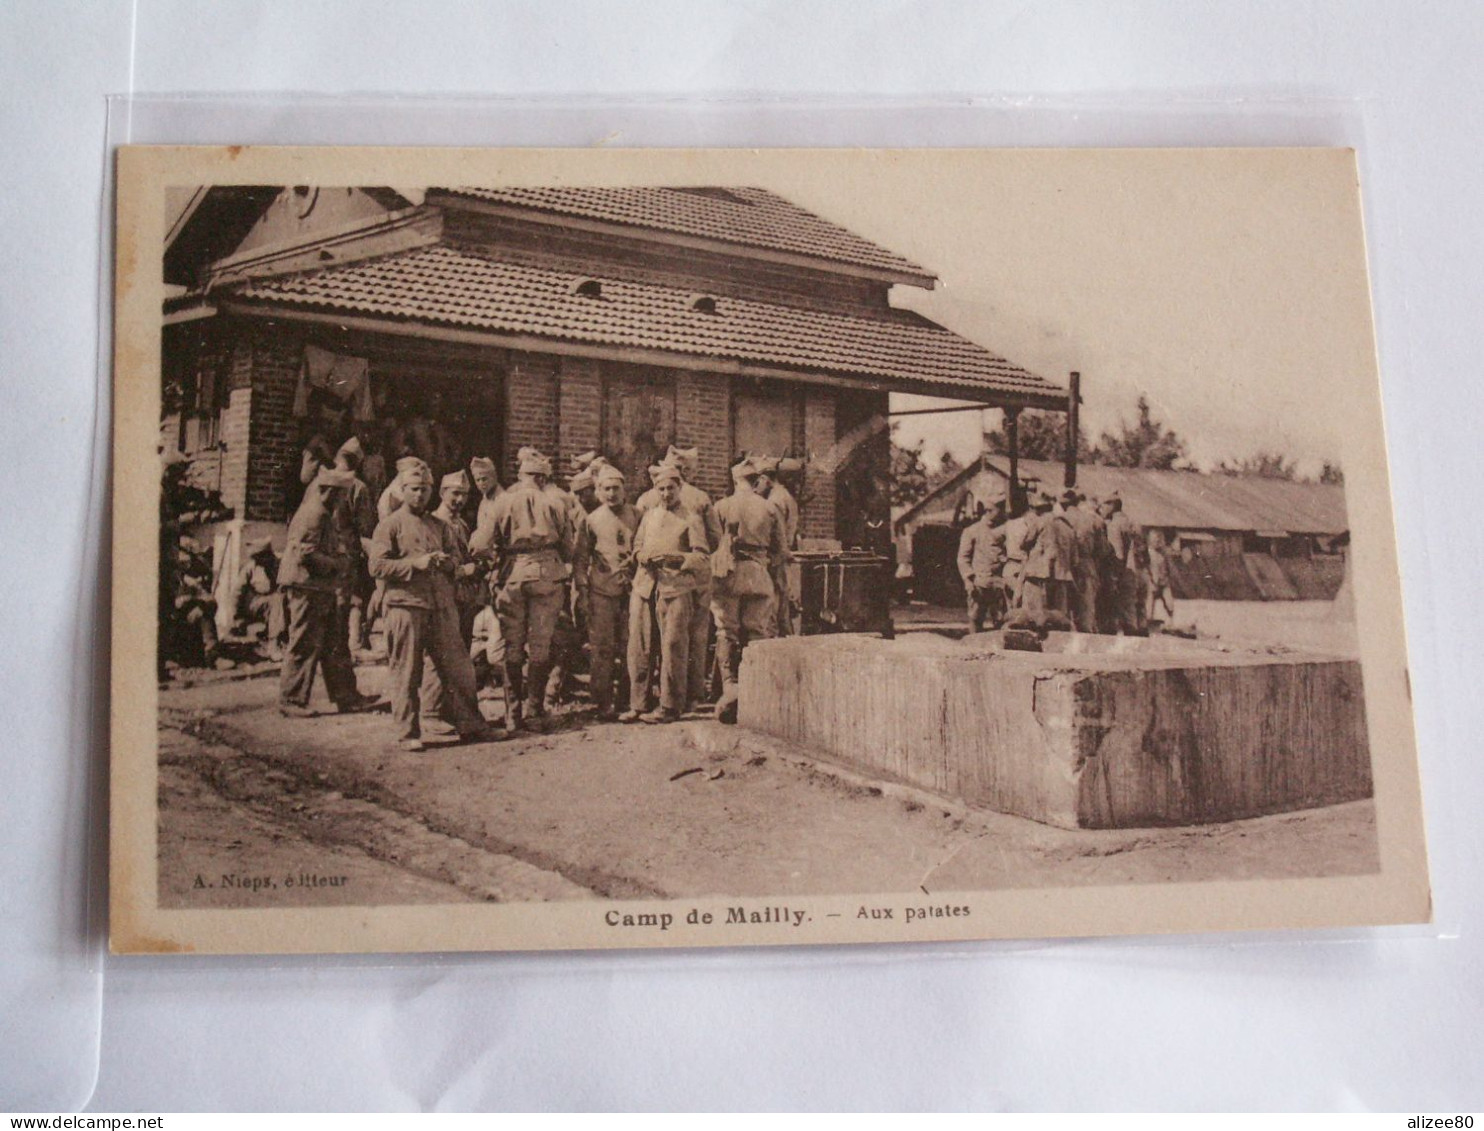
top-left (738, 633), bottom-right (1372, 829)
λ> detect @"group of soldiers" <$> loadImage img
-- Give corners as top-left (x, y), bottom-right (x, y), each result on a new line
top-left (955, 485), bottom-right (1159, 636)
top-left (275, 437), bottom-right (802, 751)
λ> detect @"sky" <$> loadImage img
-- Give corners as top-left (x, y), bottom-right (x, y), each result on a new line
top-left (164, 150), bottom-right (1377, 481)
top-left (762, 150), bottom-right (1374, 478)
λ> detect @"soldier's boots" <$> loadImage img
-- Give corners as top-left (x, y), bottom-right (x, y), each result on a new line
top-left (523, 662), bottom-right (553, 732)
top-left (713, 638), bottom-right (741, 724)
top-left (503, 662), bottom-right (526, 733)
top-left (460, 722), bottom-right (504, 745)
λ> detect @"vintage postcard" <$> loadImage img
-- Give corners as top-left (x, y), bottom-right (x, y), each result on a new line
top-left (111, 145), bottom-right (1430, 955)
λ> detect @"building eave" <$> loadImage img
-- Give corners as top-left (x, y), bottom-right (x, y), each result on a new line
top-left (216, 299), bottom-right (1067, 410)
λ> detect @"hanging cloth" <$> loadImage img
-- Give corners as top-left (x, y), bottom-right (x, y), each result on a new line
top-left (292, 344), bottom-right (374, 421)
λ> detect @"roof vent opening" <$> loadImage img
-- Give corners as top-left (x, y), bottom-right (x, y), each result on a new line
top-left (689, 294), bottom-right (718, 315)
top-left (571, 278), bottom-right (603, 299)
top-left (670, 187), bottom-right (754, 206)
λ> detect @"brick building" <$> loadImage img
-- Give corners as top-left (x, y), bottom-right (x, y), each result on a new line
top-left (162, 184), bottom-right (1068, 546)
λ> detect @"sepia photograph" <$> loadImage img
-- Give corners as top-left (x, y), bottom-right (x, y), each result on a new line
top-left (111, 146), bottom-right (1430, 954)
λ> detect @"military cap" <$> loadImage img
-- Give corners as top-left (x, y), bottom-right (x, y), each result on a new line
top-left (595, 464), bottom-right (625, 486)
top-left (663, 445), bottom-right (699, 474)
top-left (649, 463), bottom-right (682, 487)
top-left (731, 456), bottom-right (761, 481)
top-left (399, 460), bottom-right (434, 488)
top-left (441, 469), bottom-right (471, 493)
top-left (469, 455), bottom-right (497, 477)
top-left (569, 468), bottom-right (596, 494)
top-left (776, 456), bottom-right (805, 474)
top-left (752, 455), bottom-right (781, 475)
top-left (568, 449), bottom-right (600, 472)
top-left (519, 450), bottom-right (552, 477)
top-left (394, 455), bottom-right (424, 476)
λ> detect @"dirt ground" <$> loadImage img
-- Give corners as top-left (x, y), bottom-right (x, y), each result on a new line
top-left (155, 603), bottom-right (1378, 911)
top-left (1171, 598), bottom-right (1359, 655)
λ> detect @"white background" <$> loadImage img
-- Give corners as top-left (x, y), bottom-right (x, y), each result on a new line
top-left (2, 0), bottom-right (1481, 1112)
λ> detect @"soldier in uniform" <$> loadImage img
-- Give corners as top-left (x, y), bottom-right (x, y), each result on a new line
top-left (471, 449), bottom-right (576, 732)
top-left (636, 445), bottom-right (720, 709)
top-left (567, 450), bottom-right (606, 515)
top-left (573, 464), bottom-right (640, 720)
top-left (295, 393), bottom-right (349, 512)
top-left (625, 464), bottom-right (711, 724)
top-left (469, 603), bottom-right (505, 694)
top-left (956, 495), bottom-right (1010, 632)
top-left (328, 435), bottom-right (379, 656)
top-left (753, 455), bottom-right (801, 636)
top-left (1059, 487), bottom-right (1109, 633)
top-left (469, 455), bottom-right (503, 520)
top-left (1148, 530), bottom-right (1175, 623)
top-left (232, 539), bottom-right (284, 659)
top-left (465, 455), bottom-right (503, 620)
top-left (710, 458), bottom-right (786, 724)
top-left (277, 467), bottom-right (377, 718)
top-left (1000, 498), bottom-right (1030, 610)
top-left (1018, 491), bottom-right (1078, 618)
top-left (369, 460), bottom-right (495, 750)
top-left (1102, 490), bottom-right (1148, 635)
top-left (536, 451), bottom-right (589, 709)
top-left (377, 454), bottom-right (426, 522)
top-left (418, 469), bottom-right (488, 732)
top-left (431, 469), bottom-right (482, 643)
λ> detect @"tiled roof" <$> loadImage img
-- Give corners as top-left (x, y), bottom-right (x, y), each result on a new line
top-left (227, 245), bottom-right (1063, 401)
top-left (434, 186), bottom-right (933, 279)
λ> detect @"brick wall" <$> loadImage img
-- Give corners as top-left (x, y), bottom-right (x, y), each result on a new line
top-left (504, 351), bottom-right (559, 478)
top-left (674, 369), bottom-right (731, 500)
top-left (217, 386), bottom-right (253, 516)
top-left (801, 389), bottom-right (837, 541)
top-left (245, 330), bottom-right (305, 522)
top-left (556, 356), bottom-right (603, 473)
top-left (214, 337), bottom-right (257, 516)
